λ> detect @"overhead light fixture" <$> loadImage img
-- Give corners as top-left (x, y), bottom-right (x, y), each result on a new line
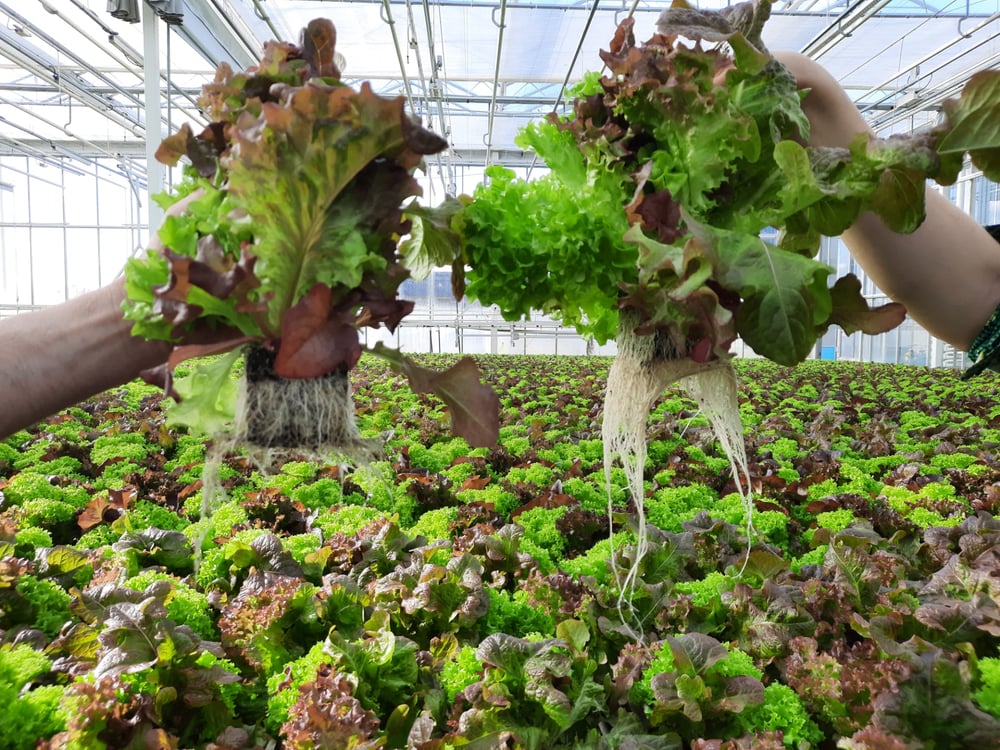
top-left (107, 0), bottom-right (140, 24)
top-left (801, 0), bottom-right (891, 59)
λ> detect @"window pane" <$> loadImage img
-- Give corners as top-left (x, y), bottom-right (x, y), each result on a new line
top-left (30, 228), bottom-right (67, 304)
top-left (66, 228), bottom-right (101, 298)
top-left (27, 170), bottom-right (64, 225)
top-left (97, 228), bottom-right (135, 286)
top-left (64, 171), bottom-right (99, 226)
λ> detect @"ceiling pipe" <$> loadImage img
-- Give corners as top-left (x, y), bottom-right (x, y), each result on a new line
top-left (67, 0), bottom-right (204, 116)
top-left (855, 12), bottom-right (1000, 115)
top-left (0, 83), bottom-right (580, 111)
top-left (553, 0), bottom-right (605, 112)
top-left (144, 2), bottom-right (164, 232)
top-left (0, 25), bottom-right (144, 137)
top-left (870, 49), bottom-right (1000, 132)
top-left (0, 94), bottom-right (124, 168)
top-left (287, 0), bottom-right (991, 16)
top-left (0, 4), bottom-right (146, 113)
top-left (205, 0), bottom-right (267, 58)
top-left (64, 0), bottom-right (119, 38)
top-left (421, 0), bottom-right (456, 194)
top-left (0, 110), bottom-right (147, 189)
top-left (50, 0), bottom-right (204, 129)
top-left (527, 0), bottom-right (614, 177)
top-left (402, 0), bottom-right (448, 200)
top-left (484, 0), bottom-right (508, 169)
top-left (157, 0), bottom-right (264, 69)
top-left (404, 0), bottom-right (432, 121)
top-left (380, 0), bottom-right (419, 114)
top-left (250, 0), bottom-right (290, 41)
top-left (0, 124), bottom-right (89, 177)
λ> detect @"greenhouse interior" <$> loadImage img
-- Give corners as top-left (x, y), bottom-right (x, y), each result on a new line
top-left (0, 0), bottom-right (997, 367)
top-left (5, 3), bottom-right (1000, 749)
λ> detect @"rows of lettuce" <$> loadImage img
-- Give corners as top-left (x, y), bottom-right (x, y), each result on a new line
top-left (1, 356), bottom-right (999, 748)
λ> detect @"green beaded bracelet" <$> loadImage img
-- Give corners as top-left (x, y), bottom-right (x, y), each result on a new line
top-left (963, 305), bottom-right (1000, 379)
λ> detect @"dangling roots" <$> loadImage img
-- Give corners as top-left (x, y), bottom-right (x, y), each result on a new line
top-left (602, 314), bottom-right (753, 640)
top-left (216, 345), bottom-right (381, 464)
top-left (680, 365), bottom-right (754, 562)
top-left (191, 349), bottom-right (384, 571)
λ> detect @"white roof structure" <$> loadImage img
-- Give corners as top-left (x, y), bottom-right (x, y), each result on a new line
top-left (0, 0), bottom-right (997, 199)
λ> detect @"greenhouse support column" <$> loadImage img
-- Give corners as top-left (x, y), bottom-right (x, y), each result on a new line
top-left (930, 329), bottom-right (943, 369)
top-left (143, 2), bottom-right (165, 236)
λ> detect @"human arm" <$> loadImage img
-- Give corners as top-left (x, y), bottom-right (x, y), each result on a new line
top-left (774, 51), bottom-right (1000, 352)
top-left (0, 279), bottom-right (172, 438)
top-left (0, 191), bottom-right (225, 439)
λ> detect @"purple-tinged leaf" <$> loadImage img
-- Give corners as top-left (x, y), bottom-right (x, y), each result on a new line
top-left (826, 274), bottom-right (907, 337)
top-left (715, 675), bottom-right (765, 714)
top-left (373, 344), bottom-right (499, 447)
top-left (668, 633), bottom-right (728, 676)
top-left (94, 598), bottom-right (169, 679)
top-left (273, 284), bottom-right (362, 378)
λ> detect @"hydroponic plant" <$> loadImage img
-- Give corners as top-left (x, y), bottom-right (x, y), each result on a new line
top-left (447, 0), bottom-right (1000, 605)
top-left (122, 19), bottom-right (498, 459)
top-left (2, 357), bottom-right (999, 749)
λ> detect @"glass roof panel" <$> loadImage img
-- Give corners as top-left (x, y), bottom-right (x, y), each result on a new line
top-left (0, 0), bottom-right (995, 173)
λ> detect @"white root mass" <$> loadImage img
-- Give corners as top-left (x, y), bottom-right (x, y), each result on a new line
top-left (602, 316), bottom-right (753, 639)
top-left (232, 372), bottom-right (380, 458)
top-left (193, 360), bottom-right (383, 571)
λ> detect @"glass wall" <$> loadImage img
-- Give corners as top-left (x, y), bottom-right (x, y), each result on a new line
top-left (0, 155), bottom-right (147, 318)
top-left (3, 154), bottom-right (993, 371)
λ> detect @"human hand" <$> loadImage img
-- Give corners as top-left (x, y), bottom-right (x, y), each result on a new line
top-left (139, 187), bottom-right (256, 351)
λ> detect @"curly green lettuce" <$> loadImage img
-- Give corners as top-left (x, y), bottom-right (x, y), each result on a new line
top-left (451, 3), bottom-right (974, 366)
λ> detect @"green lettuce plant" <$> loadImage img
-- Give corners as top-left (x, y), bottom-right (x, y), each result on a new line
top-left (0, 645), bottom-right (65, 750)
top-left (453, 3), bottom-right (917, 365)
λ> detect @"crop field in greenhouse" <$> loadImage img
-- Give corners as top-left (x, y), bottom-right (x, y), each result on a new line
top-left (1, 356), bottom-right (1000, 749)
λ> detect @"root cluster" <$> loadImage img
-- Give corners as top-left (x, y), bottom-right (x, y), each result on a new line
top-left (602, 315), bottom-right (752, 638)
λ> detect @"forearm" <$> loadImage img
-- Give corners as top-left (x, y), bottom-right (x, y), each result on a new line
top-left (776, 51), bottom-right (1000, 351)
top-left (0, 280), bottom-right (171, 438)
top-left (844, 192), bottom-right (1000, 350)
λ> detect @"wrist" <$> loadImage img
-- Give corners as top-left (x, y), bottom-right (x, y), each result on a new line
top-left (107, 280), bottom-right (173, 375)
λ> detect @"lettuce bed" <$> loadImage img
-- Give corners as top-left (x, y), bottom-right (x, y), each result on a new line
top-left (1, 356), bottom-right (999, 748)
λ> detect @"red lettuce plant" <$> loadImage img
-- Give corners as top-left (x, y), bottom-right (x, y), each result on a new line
top-left (123, 19), bottom-right (498, 454)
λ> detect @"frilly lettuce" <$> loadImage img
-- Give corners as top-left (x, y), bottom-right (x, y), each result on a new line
top-left (122, 19), bottom-right (498, 446)
top-left (448, 0), bottom-right (1000, 367)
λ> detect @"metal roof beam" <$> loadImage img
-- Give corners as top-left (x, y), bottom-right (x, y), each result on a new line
top-left (163, 0), bottom-right (270, 69)
top-left (0, 25), bottom-right (145, 136)
top-left (285, 0), bottom-right (986, 14)
top-left (801, 0), bottom-right (893, 59)
top-left (0, 139), bottom-right (538, 167)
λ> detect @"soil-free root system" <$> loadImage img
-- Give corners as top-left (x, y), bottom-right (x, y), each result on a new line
top-left (232, 346), bottom-right (383, 464)
top-left (602, 316), bottom-right (752, 635)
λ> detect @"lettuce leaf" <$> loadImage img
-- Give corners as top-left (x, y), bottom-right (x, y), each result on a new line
top-left (165, 349), bottom-right (243, 435)
top-left (937, 70), bottom-right (1000, 181)
top-left (457, 165), bottom-right (635, 345)
top-left (456, 7), bottom-right (970, 365)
